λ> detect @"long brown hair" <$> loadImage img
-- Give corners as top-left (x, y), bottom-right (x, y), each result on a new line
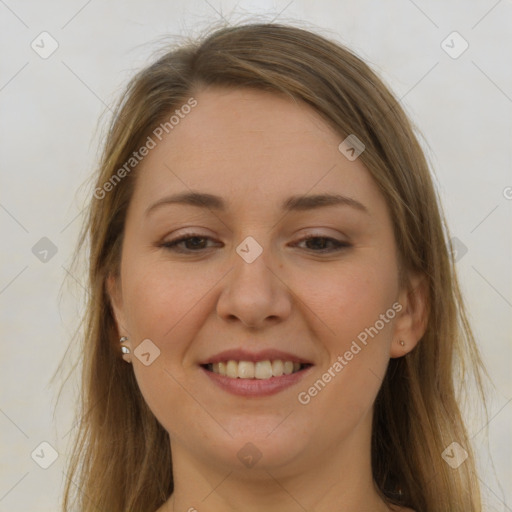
top-left (59, 21), bottom-right (487, 511)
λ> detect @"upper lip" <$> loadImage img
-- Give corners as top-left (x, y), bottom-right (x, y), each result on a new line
top-left (199, 348), bottom-right (314, 365)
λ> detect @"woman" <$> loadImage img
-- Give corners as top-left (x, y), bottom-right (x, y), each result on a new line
top-left (62, 22), bottom-right (486, 511)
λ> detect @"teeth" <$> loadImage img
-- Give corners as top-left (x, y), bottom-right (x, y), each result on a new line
top-left (255, 361), bottom-right (273, 379)
top-left (238, 361), bottom-right (255, 379)
top-left (271, 360), bottom-right (284, 377)
top-left (226, 360), bottom-right (238, 378)
top-left (209, 360), bottom-right (305, 379)
top-left (283, 361), bottom-right (293, 375)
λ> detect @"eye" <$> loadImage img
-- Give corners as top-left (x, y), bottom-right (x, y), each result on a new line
top-left (160, 233), bottom-right (351, 255)
top-left (160, 234), bottom-right (222, 253)
top-left (293, 235), bottom-right (351, 253)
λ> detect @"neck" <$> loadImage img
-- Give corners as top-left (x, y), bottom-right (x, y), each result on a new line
top-left (161, 412), bottom-right (392, 512)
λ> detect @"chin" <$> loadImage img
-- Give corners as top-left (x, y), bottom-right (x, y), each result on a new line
top-left (211, 421), bottom-right (310, 472)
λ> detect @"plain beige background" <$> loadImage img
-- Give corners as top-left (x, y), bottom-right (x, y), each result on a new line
top-left (1, 0), bottom-right (511, 510)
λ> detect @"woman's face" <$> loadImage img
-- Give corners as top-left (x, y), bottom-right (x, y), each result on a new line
top-left (109, 87), bottom-right (417, 477)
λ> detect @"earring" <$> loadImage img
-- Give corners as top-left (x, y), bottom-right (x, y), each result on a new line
top-left (119, 336), bottom-right (132, 363)
top-left (399, 339), bottom-right (405, 347)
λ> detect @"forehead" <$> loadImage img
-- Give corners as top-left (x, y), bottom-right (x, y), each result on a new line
top-left (129, 87), bottom-right (385, 216)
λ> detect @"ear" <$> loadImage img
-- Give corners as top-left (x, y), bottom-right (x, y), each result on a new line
top-left (106, 273), bottom-right (128, 337)
top-left (390, 271), bottom-right (429, 358)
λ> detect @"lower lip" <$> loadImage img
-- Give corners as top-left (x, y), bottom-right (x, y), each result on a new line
top-left (200, 366), bottom-right (312, 397)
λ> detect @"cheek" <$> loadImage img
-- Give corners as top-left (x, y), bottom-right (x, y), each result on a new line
top-left (121, 258), bottom-right (211, 341)
top-left (297, 254), bottom-right (399, 347)
top-left (121, 259), bottom-right (215, 439)
top-left (293, 255), bottom-right (398, 429)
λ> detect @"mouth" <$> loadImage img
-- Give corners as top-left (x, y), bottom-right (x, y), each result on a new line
top-left (199, 350), bottom-right (314, 397)
top-left (201, 360), bottom-right (313, 380)
top-left (199, 348), bottom-right (314, 396)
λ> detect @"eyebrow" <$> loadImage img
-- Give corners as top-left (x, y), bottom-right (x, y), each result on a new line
top-left (145, 191), bottom-right (369, 217)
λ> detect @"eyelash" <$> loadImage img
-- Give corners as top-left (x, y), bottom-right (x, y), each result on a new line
top-left (160, 233), bottom-right (351, 254)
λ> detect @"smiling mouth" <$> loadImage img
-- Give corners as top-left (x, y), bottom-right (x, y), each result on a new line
top-left (201, 360), bottom-right (312, 380)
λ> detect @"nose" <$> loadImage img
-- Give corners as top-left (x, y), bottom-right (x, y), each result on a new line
top-left (216, 246), bottom-right (292, 329)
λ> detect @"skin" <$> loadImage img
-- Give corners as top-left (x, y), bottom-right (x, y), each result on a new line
top-left (108, 86), bottom-right (426, 512)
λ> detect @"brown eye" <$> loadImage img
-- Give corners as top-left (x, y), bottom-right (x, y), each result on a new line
top-left (161, 234), bottom-right (221, 253)
top-left (294, 236), bottom-right (351, 253)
